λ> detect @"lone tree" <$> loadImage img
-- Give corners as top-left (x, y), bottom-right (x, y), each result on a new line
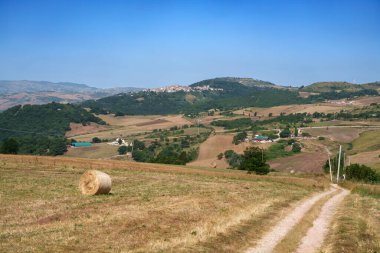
top-left (0, 138), bottom-right (19, 154)
top-left (118, 146), bottom-right (128, 155)
top-left (280, 128), bottom-right (291, 138)
top-left (239, 147), bottom-right (270, 175)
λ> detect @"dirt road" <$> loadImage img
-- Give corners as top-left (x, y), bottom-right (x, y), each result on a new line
top-left (245, 185), bottom-right (349, 253)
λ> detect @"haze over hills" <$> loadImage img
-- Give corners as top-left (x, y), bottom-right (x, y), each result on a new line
top-left (301, 81), bottom-right (380, 93)
top-left (0, 80), bottom-right (143, 110)
top-left (82, 77), bottom-right (380, 116)
top-left (1, 77), bottom-right (379, 112)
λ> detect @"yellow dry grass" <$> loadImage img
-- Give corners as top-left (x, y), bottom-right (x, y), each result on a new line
top-left (302, 127), bottom-right (368, 143)
top-left (321, 193), bottom-right (380, 253)
top-left (351, 129), bottom-right (380, 153)
top-left (234, 103), bottom-right (350, 118)
top-left (349, 151), bottom-right (380, 170)
top-left (64, 143), bottom-right (119, 159)
top-left (72, 114), bottom-right (192, 141)
top-left (187, 134), bottom-right (252, 169)
top-left (0, 154), bottom-right (326, 252)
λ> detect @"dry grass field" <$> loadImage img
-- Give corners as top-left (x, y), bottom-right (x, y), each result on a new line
top-left (350, 129), bottom-right (380, 154)
top-left (0, 155), bottom-right (327, 252)
top-left (71, 115), bottom-right (192, 141)
top-left (348, 130), bottom-right (380, 173)
top-left (187, 134), bottom-right (252, 169)
top-left (234, 103), bottom-right (351, 118)
top-left (269, 139), bottom-right (327, 174)
top-left (351, 96), bottom-right (380, 106)
top-left (65, 123), bottom-right (109, 137)
top-left (302, 127), bottom-right (368, 143)
top-left (321, 192), bottom-right (380, 252)
top-left (64, 143), bottom-right (119, 159)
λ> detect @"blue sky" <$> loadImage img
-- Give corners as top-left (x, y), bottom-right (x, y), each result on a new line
top-left (0, 0), bottom-right (379, 88)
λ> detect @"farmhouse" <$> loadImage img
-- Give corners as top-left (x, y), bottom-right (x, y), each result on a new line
top-left (252, 135), bottom-right (272, 143)
top-left (108, 137), bottom-right (130, 146)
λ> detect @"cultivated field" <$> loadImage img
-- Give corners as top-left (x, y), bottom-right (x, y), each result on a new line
top-left (269, 139), bottom-right (327, 174)
top-left (348, 130), bottom-right (380, 173)
top-left (302, 127), bottom-right (368, 143)
top-left (0, 155), bottom-right (325, 252)
top-left (65, 122), bottom-right (109, 137)
top-left (71, 115), bottom-right (193, 142)
top-left (234, 103), bottom-right (352, 118)
top-left (64, 143), bottom-right (119, 159)
top-left (187, 134), bottom-right (252, 169)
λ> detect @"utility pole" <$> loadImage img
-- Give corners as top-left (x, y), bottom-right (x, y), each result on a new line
top-left (337, 145), bottom-right (342, 183)
top-left (328, 154), bottom-right (333, 183)
top-left (325, 147), bottom-right (333, 183)
top-left (343, 152), bottom-right (346, 180)
top-left (131, 140), bottom-right (134, 158)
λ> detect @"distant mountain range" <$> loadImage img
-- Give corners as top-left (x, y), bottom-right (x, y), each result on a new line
top-left (0, 80), bottom-right (143, 110)
top-left (1, 78), bottom-right (379, 112)
top-left (82, 77), bottom-right (379, 116)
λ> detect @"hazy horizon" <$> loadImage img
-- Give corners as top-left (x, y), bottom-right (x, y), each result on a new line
top-left (1, 0), bottom-right (379, 88)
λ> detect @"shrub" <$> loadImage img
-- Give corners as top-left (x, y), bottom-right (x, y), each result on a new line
top-left (292, 142), bottom-right (301, 153)
top-left (118, 146), bottom-right (128, 155)
top-left (0, 138), bottom-right (19, 154)
top-left (224, 150), bottom-right (234, 159)
top-left (239, 147), bottom-right (269, 175)
top-left (92, 137), bottom-right (102, 143)
top-left (115, 112), bottom-right (125, 117)
top-left (233, 131), bottom-right (247, 145)
top-left (318, 136), bottom-right (325, 140)
top-left (345, 164), bottom-right (379, 183)
top-left (280, 128), bottom-right (291, 138)
top-left (217, 153), bottom-right (224, 160)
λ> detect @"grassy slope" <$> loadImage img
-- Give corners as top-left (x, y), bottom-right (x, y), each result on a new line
top-left (0, 155), bottom-right (325, 252)
top-left (349, 129), bottom-right (380, 173)
top-left (351, 129), bottom-right (380, 153)
top-left (322, 192), bottom-right (380, 252)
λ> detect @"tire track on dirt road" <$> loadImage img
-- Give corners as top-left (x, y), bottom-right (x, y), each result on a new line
top-left (246, 186), bottom-right (348, 253)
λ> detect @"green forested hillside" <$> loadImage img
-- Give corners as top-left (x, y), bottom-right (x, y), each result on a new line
top-left (0, 103), bottom-right (105, 155)
top-left (83, 78), bottom-right (305, 115)
top-left (190, 77), bottom-right (278, 88)
top-left (83, 77), bottom-right (379, 116)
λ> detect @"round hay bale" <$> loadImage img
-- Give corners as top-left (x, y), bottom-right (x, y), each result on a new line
top-left (79, 170), bottom-right (112, 195)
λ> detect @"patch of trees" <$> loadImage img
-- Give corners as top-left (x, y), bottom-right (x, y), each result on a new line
top-left (233, 131), bottom-right (247, 144)
top-left (223, 147), bottom-right (270, 174)
top-left (239, 147), bottom-right (270, 174)
top-left (130, 131), bottom-right (210, 165)
top-left (345, 164), bottom-right (379, 183)
top-left (212, 113), bottom-right (313, 130)
top-left (309, 89), bottom-right (378, 101)
top-left (312, 108), bottom-right (380, 121)
top-left (279, 128), bottom-right (291, 138)
top-left (211, 118), bottom-right (253, 129)
top-left (0, 103), bottom-right (105, 156)
top-left (266, 140), bottom-right (302, 160)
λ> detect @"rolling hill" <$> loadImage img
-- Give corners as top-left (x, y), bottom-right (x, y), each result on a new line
top-left (300, 81), bottom-right (380, 93)
top-left (82, 77), bottom-right (379, 116)
top-left (0, 102), bottom-right (105, 155)
top-left (82, 77), bottom-right (306, 115)
top-left (0, 80), bottom-right (143, 110)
